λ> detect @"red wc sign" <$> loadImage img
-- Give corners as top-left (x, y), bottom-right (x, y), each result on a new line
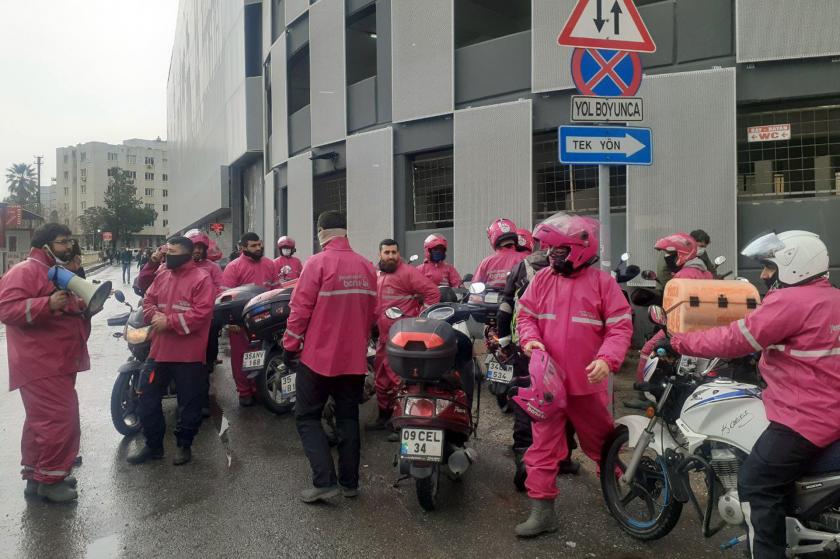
top-left (747, 124), bottom-right (791, 143)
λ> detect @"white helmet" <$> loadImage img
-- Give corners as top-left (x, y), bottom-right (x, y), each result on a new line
top-left (741, 230), bottom-right (829, 287)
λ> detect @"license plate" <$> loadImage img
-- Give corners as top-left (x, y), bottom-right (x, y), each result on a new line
top-left (400, 428), bottom-right (444, 462)
top-left (484, 292), bottom-right (500, 304)
top-left (486, 360), bottom-right (514, 383)
top-left (281, 372), bottom-right (296, 396)
top-left (242, 350), bottom-right (266, 371)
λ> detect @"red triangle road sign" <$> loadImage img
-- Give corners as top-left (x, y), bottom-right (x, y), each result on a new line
top-left (558, 0), bottom-right (656, 53)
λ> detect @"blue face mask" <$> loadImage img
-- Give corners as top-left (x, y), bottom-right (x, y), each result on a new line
top-left (429, 248), bottom-right (446, 262)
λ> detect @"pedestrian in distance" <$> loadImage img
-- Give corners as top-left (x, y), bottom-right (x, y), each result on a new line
top-left (127, 236), bottom-right (216, 467)
top-left (0, 223), bottom-right (93, 502)
top-left (282, 211), bottom-right (378, 503)
top-left (120, 246), bottom-right (133, 284)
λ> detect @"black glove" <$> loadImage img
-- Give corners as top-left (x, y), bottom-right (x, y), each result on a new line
top-left (283, 351), bottom-right (300, 370)
top-left (654, 337), bottom-right (675, 357)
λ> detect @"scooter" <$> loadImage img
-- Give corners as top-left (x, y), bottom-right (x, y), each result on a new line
top-left (600, 305), bottom-right (840, 555)
top-left (385, 282), bottom-right (491, 511)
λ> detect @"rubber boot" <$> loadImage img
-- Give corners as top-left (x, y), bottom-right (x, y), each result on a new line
top-left (515, 498), bottom-right (558, 538)
top-left (513, 447), bottom-right (528, 492)
top-left (37, 481), bottom-right (78, 503)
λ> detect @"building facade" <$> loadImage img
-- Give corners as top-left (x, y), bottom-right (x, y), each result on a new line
top-left (55, 138), bottom-right (171, 248)
top-left (168, 0), bottom-right (840, 276)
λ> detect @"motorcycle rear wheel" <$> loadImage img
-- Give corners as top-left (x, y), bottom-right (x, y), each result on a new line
top-left (601, 428), bottom-right (682, 540)
top-left (256, 352), bottom-right (295, 415)
top-left (416, 464), bottom-right (440, 511)
top-left (110, 371), bottom-right (142, 436)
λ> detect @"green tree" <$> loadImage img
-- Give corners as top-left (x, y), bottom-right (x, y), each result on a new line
top-left (4, 162), bottom-right (40, 213)
top-left (101, 167), bottom-right (157, 247)
top-left (78, 206), bottom-right (108, 248)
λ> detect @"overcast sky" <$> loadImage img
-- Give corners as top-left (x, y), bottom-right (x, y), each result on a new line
top-left (0, 0), bottom-right (178, 197)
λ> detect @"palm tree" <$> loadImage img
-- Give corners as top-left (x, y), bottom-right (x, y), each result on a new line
top-left (4, 162), bottom-right (40, 211)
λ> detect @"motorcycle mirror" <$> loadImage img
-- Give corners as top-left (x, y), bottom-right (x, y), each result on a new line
top-left (620, 252), bottom-right (630, 262)
top-left (462, 273), bottom-right (474, 283)
top-left (385, 307), bottom-right (404, 320)
top-left (114, 290), bottom-right (126, 303)
top-left (641, 270), bottom-right (657, 281)
top-left (735, 276), bottom-right (750, 283)
top-left (648, 305), bottom-right (667, 326)
top-left (409, 254), bottom-right (419, 263)
top-left (714, 255), bottom-right (727, 266)
top-left (112, 332), bottom-right (124, 338)
top-left (468, 282), bottom-right (486, 295)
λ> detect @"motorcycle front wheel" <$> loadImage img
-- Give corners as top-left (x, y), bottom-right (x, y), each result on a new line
top-left (110, 371), bottom-right (142, 436)
top-left (600, 428), bottom-right (682, 540)
top-left (416, 464), bottom-right (440, 512)
top-left (256, 352), bottom-right (295, 415)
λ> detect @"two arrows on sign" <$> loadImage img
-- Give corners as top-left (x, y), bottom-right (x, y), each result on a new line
top-left (559, 0), bottom-right (656, 53)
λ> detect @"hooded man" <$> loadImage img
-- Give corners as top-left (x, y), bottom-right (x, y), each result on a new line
top-left (416, 233), bottom-right (461, 288)
top-left (274, 236), bottom-right (304, 282)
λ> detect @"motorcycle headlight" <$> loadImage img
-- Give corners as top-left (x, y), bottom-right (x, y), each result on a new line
top-left (125, 325), bottom-right (152, 344)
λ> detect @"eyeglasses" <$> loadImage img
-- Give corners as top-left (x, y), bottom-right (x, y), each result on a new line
top-left (52, 239), bottom-right (74, 246)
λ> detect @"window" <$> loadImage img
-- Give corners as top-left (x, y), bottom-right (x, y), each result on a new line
top-left (244, 3), bottom-right (263, 78)
top-left (162, 189), bottom-right (168, 197)
top-left (145, 156), bottom-right (155, 165)
top-left (346, 5), bottom-right (377, 86)
top-left (127, 154), bottom-right (137, 165)
top-left (80, 152), bottom-right (87, 162)
top-left (81, 201), bottom-right (86, 210)
top-left (411, 151), bottom-right (454, 229)
top-left (8, 236), bottom-right (17, 252)
top-left (162, 204), bottom-right (169, 212)
top-left (80, 168), bottom-right (86, 179)
top-left (125, 170), bottom-right (136, 179)
top-left (312, 173), bottom-right (347, 240)
top-left (63, 171), bottom-right (69, 180)
top-left (107, 152), bottom-right (118, 161)
top-left (163, 219), bottom-right (169, 227)
top-left (107, 168), bottom-right (116, 177)
top-left (288, 45), bottom-right (310, 114)
top-left (162, 158), bottom-right (168, 166)
top-left (455, 0), bottom-right (531, 48)
top-left (532, 133), bottom-right (625, 219)
top-left (81, 185), bottom-right (86, 195)
top-left (162, 173), bottom-right (168, 181)
top-left (145, 172), bottom-right (154, 180)
top-left (145, 203), bottom-right (154, 209)
top-left (737, 105), bottom-right (840, 199)
top-left (64, 187), bottom-right (69, 196)
top-left (63, 154), bottom-right (68, 164)
top-left (145, 188), bottom-right (154, 196)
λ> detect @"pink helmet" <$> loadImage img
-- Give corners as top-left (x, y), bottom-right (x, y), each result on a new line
top-left (532, 212), bottom-right (599, 271)
top-left (655, 232), bottom-right (697, 267)
top-left (207, 239), bottom-right (222, 261)
top-left (185, 229), bottom-right (210, 249)
top-left (487, 218), bottom-right (519, 250)
top-left (517, 229), bottom-right (533, 252)
top-left (512, 349), bottom-right (566, 422)
top-left (423, 233), bottom-right (448, 260)
top-left (277, 236), bottom-right (296, 251)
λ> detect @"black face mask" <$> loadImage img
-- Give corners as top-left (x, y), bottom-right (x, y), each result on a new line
top-left (429, 248), bottom-right (446, 263)
top-left (244, 249), bottom-right (263, 261)
top-left (379, 260), bottom-right (398, 273)
top-left (664, 253), bottom-right (680, 273)
top-left (166, 253), bottom-right (192, 270)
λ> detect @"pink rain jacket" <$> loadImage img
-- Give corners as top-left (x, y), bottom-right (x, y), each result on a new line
top-left (274, 255), bottom-right (303, 281)
top-left (0, 248), bottom-right (91, 391)
top-left (417, 261), bottom-right (461, 288)
top-left (143, 260), bottom-right (216, 363)
top-left (672, 278), bottom-right (840, 447)
top-left (221, 253), bottom-right (279, 291)
top-left (376, 260), bottom-right (441, 337)
top-left (516, 266), bottom-right (633, 396)
top-left (138, 258), bottom-right (223, 295)
top-left (282, 236), bottom-right (377, 376)
top-left (474, 247), bottom-right (527, 290)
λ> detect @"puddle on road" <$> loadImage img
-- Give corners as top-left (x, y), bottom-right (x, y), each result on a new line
top-left (208, 396), bottom-right (237, 472)
top-left (85, 534), bottom-right (120, 559)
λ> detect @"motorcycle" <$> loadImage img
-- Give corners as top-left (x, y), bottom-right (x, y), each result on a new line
top-left (385, 282), bottom-right (491, 511)
top-left (600, 305), bottom-right (840, 555)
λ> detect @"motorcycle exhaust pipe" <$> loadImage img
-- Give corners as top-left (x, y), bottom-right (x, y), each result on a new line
top-left (447, 447), bottom-right (477, 476)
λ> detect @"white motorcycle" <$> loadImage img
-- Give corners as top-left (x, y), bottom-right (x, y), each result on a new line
top-left (600, 306), bottom-right (840, 556)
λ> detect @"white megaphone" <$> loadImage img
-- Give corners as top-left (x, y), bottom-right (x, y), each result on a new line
top-left (48, 266), bottom-right (112, 316)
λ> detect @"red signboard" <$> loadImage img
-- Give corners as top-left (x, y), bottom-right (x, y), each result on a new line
top-left (210, 223), bottom-right (225, 234)
top-left (747, 124), bottom-right (791, 143)
top-left (5, 205), bottom-right (22, 227)
top-left (102, 232), bottom-right (113, 241)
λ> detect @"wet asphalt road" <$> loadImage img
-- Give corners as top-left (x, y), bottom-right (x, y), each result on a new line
top-left (0, 264), bottom-right (746, 559)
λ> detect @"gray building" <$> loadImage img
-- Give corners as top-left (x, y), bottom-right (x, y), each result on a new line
top-left (168, 0), bottom-right (840, 275)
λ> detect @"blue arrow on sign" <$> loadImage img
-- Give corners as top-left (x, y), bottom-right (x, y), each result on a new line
top-left (558, 125), bottom-right (652, 165)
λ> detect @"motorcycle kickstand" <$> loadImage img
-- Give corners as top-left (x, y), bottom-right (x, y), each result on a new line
top-left (392, 474), bottom-right (412, 488)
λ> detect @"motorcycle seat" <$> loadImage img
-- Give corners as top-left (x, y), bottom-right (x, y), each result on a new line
top-left (805, 439), bottom-right (840, 475)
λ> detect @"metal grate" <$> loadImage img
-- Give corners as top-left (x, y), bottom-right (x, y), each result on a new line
top-left (737, 105), bottom-right (840, 199)
top-left (412, 151), bottom-right (454, 228)
top-left (533, 134), bottom-right (626, 221)
top-left (313, 173), bottom-right (347, 220)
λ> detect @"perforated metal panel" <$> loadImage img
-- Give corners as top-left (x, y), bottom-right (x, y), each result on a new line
top-left (264, 172), bottom-right (277, 257)
top-left (347, 127), bottom-right (394, 262)
top-left (391, 0), bottom-right (453, 122)
top-left (285, 0), bottom-right (308, 25)
top-left (532, 0), bottom-right (576, 93)
top-left (454, 100), bottom-right (533, 275)
top-left (627, 68), bottom-right (738, 284)
top-left (270, 35), bottom-right (288, 166)
top-left (287, 152), bottom-right (314, 258)
top-left (737, 0), bottom-right (840, 63)
top-left (309, 0), bottom-right (347, 147)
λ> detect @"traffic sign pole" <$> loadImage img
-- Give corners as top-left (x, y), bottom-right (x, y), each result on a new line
top-left (598, 164), bottom-right (611, 274)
